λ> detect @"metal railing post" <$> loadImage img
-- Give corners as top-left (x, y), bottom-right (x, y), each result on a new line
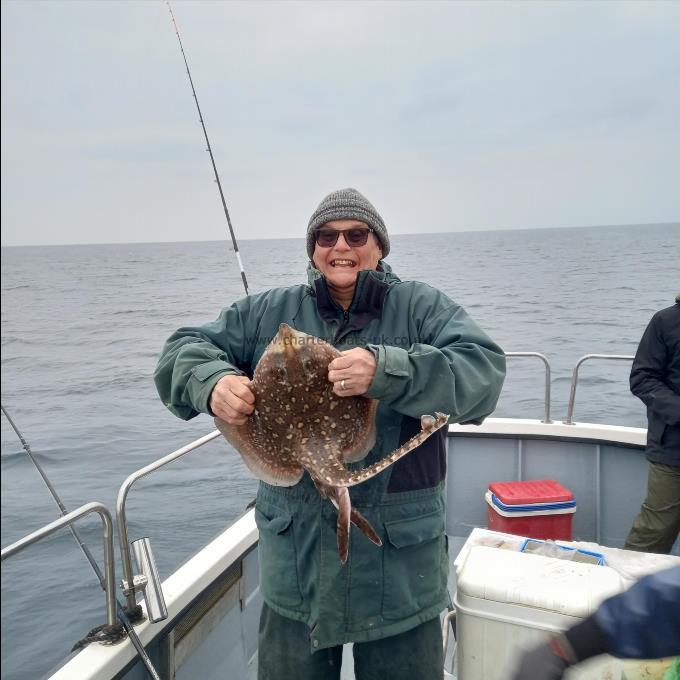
top-left (117, 430), bottom-right (222, 614)
top-left (504, 352), bottom-right (553, 423)
top-left (564, 354), bottom-right (634, 424)
top-left (2, 502), bottom-right (117, 629)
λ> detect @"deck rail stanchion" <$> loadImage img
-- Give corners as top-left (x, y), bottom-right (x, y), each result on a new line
top-left (117, 430), bottom-right (222, 615)
top-left (564, 354), bottom-right (635, 425)
top-left (504, 352), bottom-right (553, 423)
top-left (2, 502), bottom-right (118, 630)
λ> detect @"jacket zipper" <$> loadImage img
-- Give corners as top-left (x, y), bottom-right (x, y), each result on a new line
top-left (333, 309), bottom-right (351, 344)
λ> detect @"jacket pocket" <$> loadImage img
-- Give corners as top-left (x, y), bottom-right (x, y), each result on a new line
top-left (255, 506), bottom-right (302, 608)
top-left (382, 510), bottom-right (447, 620)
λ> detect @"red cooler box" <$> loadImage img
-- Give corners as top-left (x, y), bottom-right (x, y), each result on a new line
top-left (485, 479), bottom-right (576, 540)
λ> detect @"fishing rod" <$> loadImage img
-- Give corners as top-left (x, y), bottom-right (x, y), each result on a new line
top-left (0, 404), bottom-right (162, 680)
top-left (166, 1), bottom-right (250, 296)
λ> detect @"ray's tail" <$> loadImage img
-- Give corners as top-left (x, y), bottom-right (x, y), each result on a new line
top-left (328, 412), bottom-right (450, 488)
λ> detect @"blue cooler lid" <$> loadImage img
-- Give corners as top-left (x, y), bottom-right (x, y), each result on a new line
top-left (490, 494), bottom-right (576, 512)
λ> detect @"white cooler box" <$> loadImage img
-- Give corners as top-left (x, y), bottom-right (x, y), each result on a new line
top-left (453, 545), bottom-right (627, 680)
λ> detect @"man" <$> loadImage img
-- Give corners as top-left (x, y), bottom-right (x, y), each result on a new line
top-left (624, 294), bottom-right (680, 554)
top-left (511, 564), bottom-right (680, 680)
top-left (154, 188), bottom-right (506, 679)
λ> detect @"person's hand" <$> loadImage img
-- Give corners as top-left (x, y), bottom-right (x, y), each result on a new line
top-left (209, 375), bottom-right (255, 425)
top-left (328, 348), bottom-right (377, 396)
top-left (510, 637), bottom-right (574, 680)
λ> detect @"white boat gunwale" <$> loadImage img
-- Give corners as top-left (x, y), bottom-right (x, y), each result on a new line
top-left (449, 418), bottom-right (646, 449)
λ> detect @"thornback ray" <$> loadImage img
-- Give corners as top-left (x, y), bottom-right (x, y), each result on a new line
top-left (215, 323), bottom-right (449, 563)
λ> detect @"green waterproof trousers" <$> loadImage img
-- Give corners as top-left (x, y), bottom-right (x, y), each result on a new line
top-left (624, 462), bottom-right (680, 554)
top-left (257, 602), bottom-right (444, 680)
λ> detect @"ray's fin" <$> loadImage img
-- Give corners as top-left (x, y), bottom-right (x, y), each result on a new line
top-left (350, 507), bottom-right (382, 546)
top-left (215, 417), bottom-right (304, 487)
top-left (314, 481), bottom-right (382, 560)
top-left (340, 399), bottom-right (378, 463)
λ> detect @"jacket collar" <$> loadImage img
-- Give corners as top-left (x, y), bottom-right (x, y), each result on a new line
top-left (306, 259), bottom-right (397, 287)
top-left (306, 261), bottom-right (398, 338)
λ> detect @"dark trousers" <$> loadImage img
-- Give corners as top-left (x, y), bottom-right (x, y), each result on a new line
top-left (257, 602), bottom-right (444, 680)
top-left (624, 462), bottom-right (680, 554)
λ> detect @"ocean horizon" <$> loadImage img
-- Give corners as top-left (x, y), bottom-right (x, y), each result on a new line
top-left (2, 220), bottom-right (677, 250)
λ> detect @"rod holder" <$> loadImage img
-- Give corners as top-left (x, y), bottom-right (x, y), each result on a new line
top-left (131, 537), bottom-right (168, 623)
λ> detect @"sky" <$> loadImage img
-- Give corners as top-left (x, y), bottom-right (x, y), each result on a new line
top-left (1, 0), bottom-right (679, 247)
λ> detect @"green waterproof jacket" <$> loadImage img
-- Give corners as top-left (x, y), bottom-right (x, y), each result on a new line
top-left (154, 263), bottom-right (506, 650)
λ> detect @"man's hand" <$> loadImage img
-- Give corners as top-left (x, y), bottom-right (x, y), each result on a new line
top-left (328, 348), bottom-right (377, 397)
top-left (209, 375), bottom-right (255, 425)
top-left (511, 637), bottom-right (574, 680)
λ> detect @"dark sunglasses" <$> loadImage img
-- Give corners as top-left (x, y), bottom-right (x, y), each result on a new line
top-left (314, 227), bottom-right (374, 248)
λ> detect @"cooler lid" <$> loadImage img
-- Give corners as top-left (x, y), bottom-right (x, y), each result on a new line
top-left (485, 490), bottom-right (577, 515)
top-left (489, 479), bottom-right (573, 505)
top-left (457, 546), bottom-right (623, 617)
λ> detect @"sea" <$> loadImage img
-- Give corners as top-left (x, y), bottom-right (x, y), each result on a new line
top-left (1, 223), bottom-right (678, 679)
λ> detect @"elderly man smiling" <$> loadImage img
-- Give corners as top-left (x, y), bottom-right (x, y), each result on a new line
top-left (155, 187), bottom-right (506, 680)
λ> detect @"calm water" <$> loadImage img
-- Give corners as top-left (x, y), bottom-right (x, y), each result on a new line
top-left (1, 224), bottom-right (679, 679)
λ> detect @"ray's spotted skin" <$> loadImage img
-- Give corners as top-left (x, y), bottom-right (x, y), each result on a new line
top-left (215, 324), bottom-right (449, 563)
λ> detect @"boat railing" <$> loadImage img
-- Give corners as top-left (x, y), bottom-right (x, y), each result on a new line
top-left (113, 352), bottom-right (636, 617)
top-left (116, 430), bottom-right (222, 617)
top-left (1, 502), bottom-right (118, 631)
top-left (504, 352), bottom-right (552, 423)
top-left (564, 354), bottom-right (635, 424)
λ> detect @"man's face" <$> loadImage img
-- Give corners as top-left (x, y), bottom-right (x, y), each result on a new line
top-left (312, 219), bottom-right (383, 291)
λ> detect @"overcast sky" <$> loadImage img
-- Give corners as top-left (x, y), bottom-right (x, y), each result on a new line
top-left (1, 0), bottom-right (679, 246)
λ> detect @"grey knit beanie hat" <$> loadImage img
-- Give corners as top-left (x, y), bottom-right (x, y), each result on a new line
top-left (307, 188), bottom-right (390, 259)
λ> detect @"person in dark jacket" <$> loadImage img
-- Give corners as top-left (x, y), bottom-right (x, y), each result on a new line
top-left (154, 188), bottom-right (506, 680)
top-left (624, 294), bottom-right (680, 554)
top-left (510, 564), bottom-right (680, 680)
